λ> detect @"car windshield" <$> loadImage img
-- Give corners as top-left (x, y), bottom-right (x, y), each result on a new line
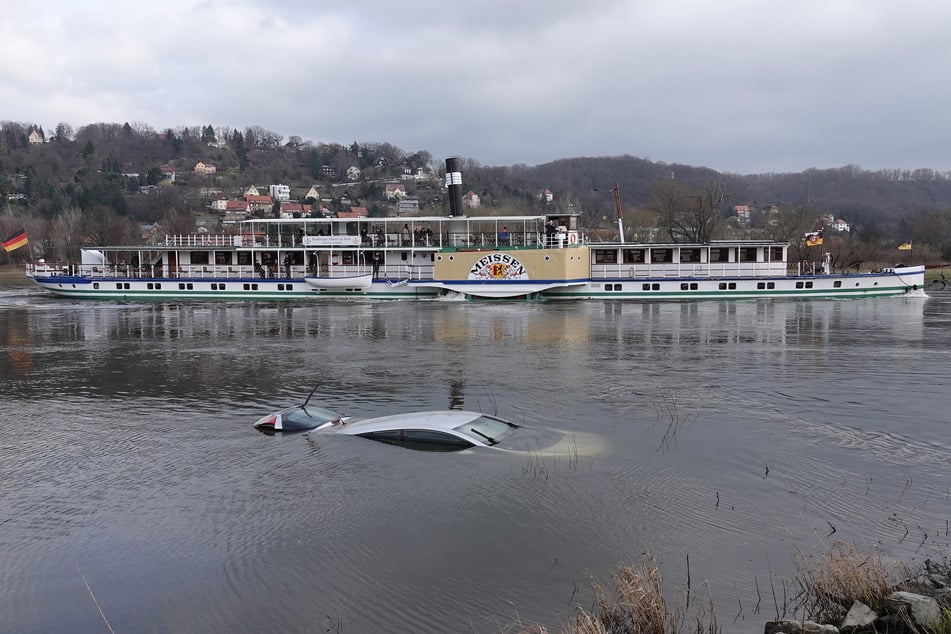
top-left (283, 405), bottom-right (341, 426)
top-left (453, 415), bottom-right (517, 446)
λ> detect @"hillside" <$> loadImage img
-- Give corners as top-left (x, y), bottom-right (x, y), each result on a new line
top-left (3, 120), bottom-right (951, 258)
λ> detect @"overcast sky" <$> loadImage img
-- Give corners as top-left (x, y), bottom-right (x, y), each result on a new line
top-left (4, 0), bottom-right (950, 174)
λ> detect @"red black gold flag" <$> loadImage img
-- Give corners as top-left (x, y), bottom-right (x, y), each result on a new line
top-left (2, 229), bottom-right (28, 252)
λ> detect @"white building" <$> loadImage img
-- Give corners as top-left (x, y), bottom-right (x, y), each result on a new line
top-left (269, 184), bottom-right (291, 201)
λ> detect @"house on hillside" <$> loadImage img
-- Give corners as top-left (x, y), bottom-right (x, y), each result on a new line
top-left (246, 195), bottom-right (273, 213)
top-left (397, 196), bottom-right (419, 214)
top-left (346, 166), bottom-right (361, 181)
top-left (321, 165), bottom-right (337, 178)
top-left (244, 185), bottom-right (260, 197)
top-left (279, 202), bottom-right (312, 218)
top-left (463, 191), bottom-right (480, 208)
top-left (223, 200), bottom-right (250, 221)
top-left (194, 161), bottom-right (217, 176)
top-left (269, 184), bottom-right (290, 201)
top-left (385, 183), bottom-right (406, 200)
top-left (28, 130), bottom-right (44, 144)
top-left (303, 185), bottom-right (320, 201)
top-left (160, 164), bottom-right (176, 182)
top-left (338, 207), bottom-right (369, 219)
top-left (537, 188), bottom-right (553, 203)
top-left (733, 204), bottom-right (751, 226)
top-left (822, 213), bottom-right (851, 232)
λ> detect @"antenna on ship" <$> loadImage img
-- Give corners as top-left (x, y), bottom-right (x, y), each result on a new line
top-left (613, 184), bottom-right (625, 243)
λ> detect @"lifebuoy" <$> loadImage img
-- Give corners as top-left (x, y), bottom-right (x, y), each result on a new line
top-left (567, 232), bottom-right (578, 245)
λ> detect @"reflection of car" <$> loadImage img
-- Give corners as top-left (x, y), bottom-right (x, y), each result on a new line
top-left (325, 410), bottom-right (596, 454)
top-left (253, 404), bottom-right (349, 434)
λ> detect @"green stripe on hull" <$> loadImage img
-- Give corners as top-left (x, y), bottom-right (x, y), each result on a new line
top-left (39, 289), bottom-right (439, 301)
top-left (545, 286), bottom-right (918, 300)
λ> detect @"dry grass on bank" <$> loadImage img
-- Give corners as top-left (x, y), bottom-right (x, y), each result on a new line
top-left (792, 542), bottom-right (902, 624)
top-left (555, 554), bottom-right (719, 634)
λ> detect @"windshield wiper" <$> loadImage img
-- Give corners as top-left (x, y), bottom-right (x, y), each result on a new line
top-left (469, 428), bottom-right (497, 445)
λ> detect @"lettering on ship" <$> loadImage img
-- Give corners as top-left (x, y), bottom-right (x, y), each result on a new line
top-left (468, 253), bottom-right (529, 280)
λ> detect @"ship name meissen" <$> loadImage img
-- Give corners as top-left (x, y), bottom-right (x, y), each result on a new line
top-left (468, 253), bottom-right (528, 279)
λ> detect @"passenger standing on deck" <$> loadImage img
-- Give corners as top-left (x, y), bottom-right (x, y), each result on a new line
top-left (545, 221), bottom-right (556, 247)
top-left (498, 226), bottom-right (510, 245)
top-left (372, 251), bottom-right (382, 277)
top-left (283, 254), bottom-right (292, 278)
top-left (401, 224), bottom-right (411, 246)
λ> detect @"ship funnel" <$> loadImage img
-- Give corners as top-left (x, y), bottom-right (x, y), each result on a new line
top-left (445, 157), bottom-right (463, 216)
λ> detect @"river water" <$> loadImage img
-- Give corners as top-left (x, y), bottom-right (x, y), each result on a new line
top-left (1, 278), bottom-right (949, 633)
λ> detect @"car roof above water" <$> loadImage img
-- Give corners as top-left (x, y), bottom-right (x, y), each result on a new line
top-left (338, 410), bottom-right (488, 434)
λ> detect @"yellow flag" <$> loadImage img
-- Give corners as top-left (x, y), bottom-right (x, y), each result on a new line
top-left (897, 242), bottom-right (912, 251)
top-left (805, 231), bottom-right (823, 247)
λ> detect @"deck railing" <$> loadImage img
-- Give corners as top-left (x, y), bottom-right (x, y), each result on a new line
top-left (589, 262), bottom-right (789, 279)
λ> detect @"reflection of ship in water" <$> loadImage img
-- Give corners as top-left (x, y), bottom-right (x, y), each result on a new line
top-left (432, 303), bottom-right (590, 346)
top-left (593, 297), bottom-right (926, 351)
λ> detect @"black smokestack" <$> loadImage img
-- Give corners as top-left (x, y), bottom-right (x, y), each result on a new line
top-left (445, 157), bottom-right (463, 216)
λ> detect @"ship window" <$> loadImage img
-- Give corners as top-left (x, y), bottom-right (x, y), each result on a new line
top-left (680, 248), bottom-right (701, 263)
top-left (622, 249), bottom-right (645, 263)
top-left (155, 283), bottom-right (162, 290)
top-left (278, 284), bottom-right (285, 291)
top-left (805, 281), bottom-right (813, 288)
top-left (767, 282), bottom-right (775, 289)
top-left (651, 248), bottom-right (672, 263)
top-left (757, 282), bottom-right (766, 289)
top-left (179, 283), bottom-right (186, 290)
top-left (286, 284), bottom-right (293, 291)
top-left (718, 282), bottom-right (727, 290)
top-left (769, 247), bottom-right (784, 261)
top-left (401, 252), bottom-right (408, 261)
top-left (595, 250), bottom-right (617, 264)
top-left (796, 281), bottom-right (804, 289)
top-left (652, 283), bottom-right (660, 291)
top-left (252, 284), bottom-right (258, 290)
top-left (93, 283), bottom-right (99, 289)
top-left (219, 284), bottom-right (226, 290)
top-left (115, 283), bottom-right (122, 290)
top-left (186, 283), bottom-right (193, 290)
top-left (190, 251), bottom-right (210, 265)
top-left (690, 283), bottom-right (698, 290)
top-left (642, 283), bottom-right (651, 291)
top-left (211, 283), bottom-right (218, 290)
top-left (147, 283), bottom-right (154, 290)
top-left (680, 283), bottom-right (689, 290)
top-left (739, 248), bottom-right (757, 262)
top-left (728, 282), bottom-right (736, 290)
top-left (710, 247), bottom-right (731, 263)
top-left (833, 281), bottom-right (842, 288)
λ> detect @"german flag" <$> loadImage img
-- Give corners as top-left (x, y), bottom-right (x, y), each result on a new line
top-left (2, 229), bottom-right (28, 252)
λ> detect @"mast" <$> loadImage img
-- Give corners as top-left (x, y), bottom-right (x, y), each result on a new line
top-left (613, 184), bottom-right (624, 243)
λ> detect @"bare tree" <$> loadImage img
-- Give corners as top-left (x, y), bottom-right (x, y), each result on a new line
top-left (163, 207), bottom-right (196, 235)
top-left (51, 207), bottom-right (83, 261)
top-left (650, 179), bottom-right (726, 242)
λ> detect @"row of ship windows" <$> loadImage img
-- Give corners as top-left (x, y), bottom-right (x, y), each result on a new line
top-left (602, 280), bottom-right (828, 292)
top-left (92, 282), bottom-right (297, 291)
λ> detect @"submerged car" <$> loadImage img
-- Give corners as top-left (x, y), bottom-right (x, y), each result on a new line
top-left (323, 410), bottom-right (599, 454)
top-left (253, 403), bottom-right (349, 433)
